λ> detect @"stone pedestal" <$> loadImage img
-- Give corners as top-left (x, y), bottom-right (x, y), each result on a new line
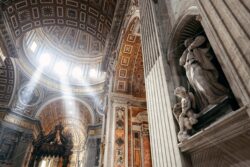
top-left (193, 97), bottom-right (232, 131)
top-left (178, 106), bottom-right (250, 152)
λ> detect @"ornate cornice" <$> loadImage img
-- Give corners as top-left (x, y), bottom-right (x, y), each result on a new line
top-left (110, 92), bottom-right (146, 107)
top-left (0, 107), bottom-right (42, 136)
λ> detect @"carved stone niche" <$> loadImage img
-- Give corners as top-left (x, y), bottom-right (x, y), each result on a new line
top-left (168, 14), bottom-right (239, 141)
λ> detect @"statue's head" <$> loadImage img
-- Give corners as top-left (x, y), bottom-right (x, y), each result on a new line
top-left (184, 38), bottom-right (194, 47)
top-left (174, 86), bottom-right (187, 98)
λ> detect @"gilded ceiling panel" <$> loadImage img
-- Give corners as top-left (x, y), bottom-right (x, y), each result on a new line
top-left (41, 26), bottom-right (104, 59)
top-left (4, 0), bottom-right (116, 45)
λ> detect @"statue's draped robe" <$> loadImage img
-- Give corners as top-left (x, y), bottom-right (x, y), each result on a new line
top-left (180, 36), bottom-right (228, 110)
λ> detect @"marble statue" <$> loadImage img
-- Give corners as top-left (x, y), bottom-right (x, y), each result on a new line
top-left (173, 86), bottom-right (199, 142)
top-left (180, 35), bottom-right (228, 110)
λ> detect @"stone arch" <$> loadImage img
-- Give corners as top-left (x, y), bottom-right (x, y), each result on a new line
top-left (124, 9), bottom-right (140, 36)
top-left (36, 97), bottom-right (95, 150)
top-left (35, 97), bottom-right (95, 166)
top-left (168, 6), bottom-right (202, 88)
top-left (36, 96), bottom-right (96, 125)
top-left (113, 16), bottom-right (145, 98)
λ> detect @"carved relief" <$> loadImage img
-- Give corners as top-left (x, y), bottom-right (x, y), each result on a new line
top-left (116, 107), bottom-right (125, 121)
top-left (11, 83), bottom-right (44, 117)
top-left (136, 111), bottom-right (148, 123)
top-left (116, 148), bottom-right (124, 165)
top-left (18, 86), bottom-right (40, 106)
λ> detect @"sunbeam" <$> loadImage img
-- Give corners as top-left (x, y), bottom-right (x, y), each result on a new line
top-left (58, 75), bottom-right (80, 120)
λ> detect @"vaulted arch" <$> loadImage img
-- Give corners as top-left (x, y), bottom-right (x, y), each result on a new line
top-left (36, 97), bottom-right (95, 167)
top-left (37, 97), bottom-right (95, 134)
top-left (113, 17), bottom-right (145, 98)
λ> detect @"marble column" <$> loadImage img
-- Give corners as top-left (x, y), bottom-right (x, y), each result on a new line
top-left (103, 97), bottom-right (116, 167)
top-left (139, 0), bottom-right (185, 166)
top-left (112, 102), bottom-right (128, 167)
top-left (103, 98), bottom-right (128, 167)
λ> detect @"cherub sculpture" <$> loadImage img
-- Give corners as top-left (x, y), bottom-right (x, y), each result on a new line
top-left (173, 86), bottom-right (199, 142)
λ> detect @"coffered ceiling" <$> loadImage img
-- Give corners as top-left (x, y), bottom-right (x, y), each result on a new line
top-left (0, 0), bottom-right (119, 93)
